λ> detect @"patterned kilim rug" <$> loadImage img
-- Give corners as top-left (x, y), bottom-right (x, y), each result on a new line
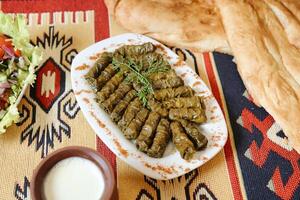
top-left (0, 1), bottom-right (299, 200)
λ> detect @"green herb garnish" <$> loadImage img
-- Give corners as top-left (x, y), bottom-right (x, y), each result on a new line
top-left (112, 53), bottom-right (169, 107)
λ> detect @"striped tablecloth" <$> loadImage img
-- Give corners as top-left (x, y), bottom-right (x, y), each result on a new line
top-left (0, 1), bottom-right (299, 199)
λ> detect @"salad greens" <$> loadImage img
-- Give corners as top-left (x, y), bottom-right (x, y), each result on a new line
top-left (0, 13), bottom-right (42, 133)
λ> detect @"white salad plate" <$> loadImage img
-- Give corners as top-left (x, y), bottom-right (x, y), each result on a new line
top-left (71, 33), bottom-right (228, 180)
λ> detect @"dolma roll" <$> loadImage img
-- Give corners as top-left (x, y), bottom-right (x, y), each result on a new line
top-left (97, 73), bottom-right (124, 103)
top-left (136, 112), bottom-right (161, 152)
top-left (170, 121), bottom-right (195, 160)
top-left (101, 81), bottom-right (132, 113)
top-left (85, 52), bottom-right (112, 89)
top-left (148, 70), bottom-right (177, 82)
top-left (132, 82), bottom-right (142, 92)
top-left (163, 96), bottom-right (203, 109)
top-left (147, 118), bottom-right (171, 158)
top-left (154, 86), bottom-right (194, 101)
top-left (179, 119), bottom-right (208, 150)
top-left (96, 64), bottom-right (116, 90)
top-left (169, 108), bottom-right (206, 124)
top-left (141, 52), bottom-right (171, 70)
top-left (152, 76), bottom-right (184, 89)
top-left (115, 42), bottom-right (155, 56)
top-left (148, 99), bottom-right (168, 117)
top-left (118, 98), bottom-right (142, 132)
top-left (111, 90), bottom-right (137, 122)
top-left (124, 108), bottom-right (149, 139)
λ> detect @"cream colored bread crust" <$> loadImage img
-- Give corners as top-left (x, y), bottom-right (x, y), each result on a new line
top-left (280, 0), bottom-right (300, 21)
top-left (215, 0), bottom-right (300, 153)
top-left (104, 0), bottom-right (231, 54)
top-left (249, 0), bottom-right (300, 86)
top-left (265, 0), bottom-right (300, 49)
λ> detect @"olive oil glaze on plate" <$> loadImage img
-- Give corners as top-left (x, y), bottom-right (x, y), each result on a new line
top-left (71, 33), bottom-right (228, 180)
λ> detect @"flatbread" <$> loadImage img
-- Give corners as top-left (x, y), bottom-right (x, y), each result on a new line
top-left (250, 0), bottom-right (300, 86)
top-left (265, 0), bottom-right (300, 49)
top-left (280, 0), bottom-right (300, 21)
top-left (215, 0), bottom-right (300, 153)
top-left (104, 0), bottom-right (231, 54)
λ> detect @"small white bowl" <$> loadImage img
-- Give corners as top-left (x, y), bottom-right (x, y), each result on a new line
top-left (71, 33), bottom-right (228, 180)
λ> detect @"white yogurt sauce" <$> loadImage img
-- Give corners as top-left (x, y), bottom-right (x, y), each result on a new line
top-left (42, 157), bottom-right (105, 200)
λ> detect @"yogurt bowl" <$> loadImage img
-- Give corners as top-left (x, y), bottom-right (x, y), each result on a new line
top-left (30, 146), bottom-right (115, 200)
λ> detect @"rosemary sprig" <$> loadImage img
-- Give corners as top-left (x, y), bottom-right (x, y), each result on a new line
top-left (112, 53), bottom-right (169, 107)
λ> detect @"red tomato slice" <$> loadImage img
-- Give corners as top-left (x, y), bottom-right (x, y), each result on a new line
top-left (14, 49), bottom-right (21, 57)
top-left (0, 35), bottom-right (13, 47)
top-left (0, 37), bottom-right (6, 46)
top-left (0, 48), bottom-right (4, 59)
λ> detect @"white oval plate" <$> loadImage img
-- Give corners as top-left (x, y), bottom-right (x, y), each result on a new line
top-left (71, 33), bottom-right (228, 180)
